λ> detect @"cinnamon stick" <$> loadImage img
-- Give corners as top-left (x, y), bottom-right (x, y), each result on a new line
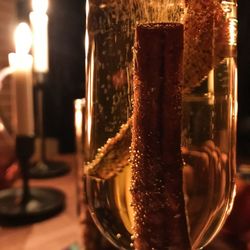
top-left (184, 0), bottom-right (229, 90)
top-left (131, 23), bottom-right (191, 250)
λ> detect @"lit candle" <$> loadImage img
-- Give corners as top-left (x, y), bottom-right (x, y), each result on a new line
top-left (29, 0), bottom-right (49, 74)
top-left (8, 23), bottom-right (34, 136)
top-left (74, 99), bottom-right (85, 139)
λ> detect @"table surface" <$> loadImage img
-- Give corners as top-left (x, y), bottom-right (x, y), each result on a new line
top-left (0, 154), bottom-right (249, 250)
top-left (0, 155), bottom-right (82, 250)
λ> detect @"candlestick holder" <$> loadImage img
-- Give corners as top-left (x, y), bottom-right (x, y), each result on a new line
top-left (0, 136), bottom-right (65, 226)
top-left (29, 75), bottom-right (70, 179)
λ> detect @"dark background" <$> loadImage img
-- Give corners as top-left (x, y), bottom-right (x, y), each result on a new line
top-left (45, 0), bottom-right (85, 153)
top-left (237, 0), bottom-right (250, 159)
top-left (17, 0), bottom-right (250, 157)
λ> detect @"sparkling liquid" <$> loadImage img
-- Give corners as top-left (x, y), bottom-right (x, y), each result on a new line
top-left (85, 58), bottom-right (237, 249)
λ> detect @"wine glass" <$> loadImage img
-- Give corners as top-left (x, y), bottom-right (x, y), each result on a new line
top-left (83, 0), bottom-right (238, 249)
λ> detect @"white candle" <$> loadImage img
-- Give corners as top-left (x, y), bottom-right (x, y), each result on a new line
top-left (74, 98), bottom-right (85, 157)
top-left (8, 23), bottom-right (34, 136)
top-left (30, 0), bottom-right (49, 74)
top-left (74, 99), bottom-right (86, 139)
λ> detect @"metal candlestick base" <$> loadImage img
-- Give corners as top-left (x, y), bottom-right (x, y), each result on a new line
top-left (0, 187), bottom-right (65, 226)
top-left (0, 136), bottom-right (65, 226)
top-left (29, 160), bottom-right (70, 179)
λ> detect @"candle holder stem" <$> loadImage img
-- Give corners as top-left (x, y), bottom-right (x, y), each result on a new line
top-left (0, 136), bottom-right (65, 226)
top-left (37, 84), bottom-right (46, 161)
top-left (29, 77), bottom-right (69, 179)
top-left (21, 165), bottom-right (30, 206)
top-left (16, 136), bottom-right (33, 206)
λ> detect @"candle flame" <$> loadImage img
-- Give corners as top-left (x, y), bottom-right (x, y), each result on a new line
top-left (14, 23), bottom-right (32, 55)
top-left (32, 0), bottom-right (48, 13)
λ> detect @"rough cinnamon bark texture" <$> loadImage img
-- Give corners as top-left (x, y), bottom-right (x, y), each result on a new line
top-left (86, 119), bottom-right (131, 180)
top-left (131, 23), bottom-right (191, 250)
top-left (184, 0), bottom-right (229, 91)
